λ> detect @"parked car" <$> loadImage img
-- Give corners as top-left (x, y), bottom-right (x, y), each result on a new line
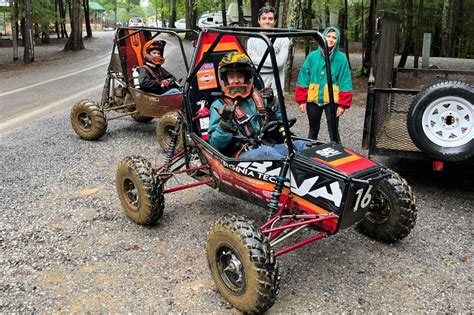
top-left (175, 18), bottom-right (186, 29)
top-left (128, 17), bottom-right (145, 27)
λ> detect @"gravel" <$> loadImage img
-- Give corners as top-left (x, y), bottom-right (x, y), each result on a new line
top-left (1, 33), bottom-right (472, 313)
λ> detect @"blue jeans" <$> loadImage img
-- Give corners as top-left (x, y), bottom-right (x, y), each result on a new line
top-left (161, 88), bottom-right (181, 95)
top-left (240, 140), bottom-right (309, 159)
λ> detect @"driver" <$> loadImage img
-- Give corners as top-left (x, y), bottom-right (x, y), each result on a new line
top-left (136, 40), bottom-right (181, 95)
top-left (208, 52), bottom-right (308, 158)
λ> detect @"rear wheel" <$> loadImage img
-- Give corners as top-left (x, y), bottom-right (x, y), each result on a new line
top-left (70, 99), bottom-right (107, 140)
top-left (155, 111), bottom-right (183, 152)
top-left (356, 170), bottom-right (417, 243)
top-left (206, 216), bottom-right (280, 313)
top-left (116, 156), bottom-right (164, 225)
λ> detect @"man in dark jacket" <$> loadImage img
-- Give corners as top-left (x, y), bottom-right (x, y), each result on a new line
top-left (135, 40), bottom-right (180, 95)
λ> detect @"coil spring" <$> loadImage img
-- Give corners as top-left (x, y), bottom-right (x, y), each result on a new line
top-left (164, 128), bottom-right (179, 172)
top-left (267, 175), bottom-right (287, 220)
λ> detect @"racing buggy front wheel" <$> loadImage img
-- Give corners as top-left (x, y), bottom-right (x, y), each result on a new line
top-left (116, 156), bottom-right (164, 226)
top-left (70, 99), bottom-right (107, 140)
top-left (206, 216), bottom-right (280, 313)
top-left (355, 170), bottom-right (417, 243)
top-left (155, 111), bottom-right (183, 152)
top-left (407, 80), bottom-right (474, 161)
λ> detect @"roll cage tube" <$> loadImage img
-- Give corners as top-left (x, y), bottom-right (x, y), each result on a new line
top-left (184, 27), bottom-right (339, 148)
top-left (237, 27), bottom-right (339, 144)
top-left (114, 27), bottom-right (198, 84)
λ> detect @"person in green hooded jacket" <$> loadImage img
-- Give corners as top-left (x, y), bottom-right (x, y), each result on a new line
top-left (295, 26), bottom-right (353, 140)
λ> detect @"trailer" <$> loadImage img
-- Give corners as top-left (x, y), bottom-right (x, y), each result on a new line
top-left (362, 11), bottom-right (473, 170)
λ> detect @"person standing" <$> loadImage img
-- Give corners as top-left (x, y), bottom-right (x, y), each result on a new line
top-left (247, 5), bottom-right (289, 97)
top-left (295, 26), bottom-right (352, 140)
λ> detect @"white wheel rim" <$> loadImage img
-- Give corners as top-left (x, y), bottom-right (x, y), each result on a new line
top-left (421, 96), bottom-right (474, 147)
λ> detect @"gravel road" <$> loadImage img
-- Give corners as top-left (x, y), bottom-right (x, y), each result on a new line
top-left (1, 32), bottom-right (472, 313)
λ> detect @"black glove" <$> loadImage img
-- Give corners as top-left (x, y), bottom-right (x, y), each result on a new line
top-left (217, 102), bottom-right (237, 133)
top-left (260, 87), bottom-right (274, 101)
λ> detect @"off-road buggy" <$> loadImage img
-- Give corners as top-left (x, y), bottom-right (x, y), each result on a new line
top-left (70, 26), bottom-right (196, 150)
top-left (115, 28), bottom-right (417, 313)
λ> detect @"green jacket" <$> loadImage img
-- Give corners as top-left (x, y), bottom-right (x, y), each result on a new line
top-left (295, 26), bottom-right (353, 108)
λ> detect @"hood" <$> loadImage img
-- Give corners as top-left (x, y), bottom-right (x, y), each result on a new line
top-left (321, 26), bottom-right (341, 59)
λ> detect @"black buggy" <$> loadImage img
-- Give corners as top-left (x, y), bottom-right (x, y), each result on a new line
top-left (70, 26), bottom-right (197, 150)
top-left (115, 27), bottom-right (417, 313)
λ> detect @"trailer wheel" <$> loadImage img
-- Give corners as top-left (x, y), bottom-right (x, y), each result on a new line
top-left (116, 156), bottom-right (164, 226)
top-left (206, 216), bottom-right (280, 313)
top-left (407, 80), bottom-right (474, 161)
top-left (156, 111), bottom-right (183, 152)
top-left (70, 99), bottom-right (107, 140)
top-left (356, 170), bottom-right (417, 243)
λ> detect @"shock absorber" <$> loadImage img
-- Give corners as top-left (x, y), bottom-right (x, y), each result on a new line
top-left (267, 175), bottom-right (288, 220)
top-left (164, 114), bottom-right (182, 172)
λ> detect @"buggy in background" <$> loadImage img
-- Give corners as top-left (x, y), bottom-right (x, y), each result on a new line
top-left (70, 26), bottom-right (197, 150)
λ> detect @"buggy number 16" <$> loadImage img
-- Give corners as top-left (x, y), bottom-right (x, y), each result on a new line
top-left (353, 185), bottom-right (373, 212)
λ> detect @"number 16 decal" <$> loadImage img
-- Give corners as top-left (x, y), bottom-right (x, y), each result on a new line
top-left (353, 185), bottom-right (373, 212)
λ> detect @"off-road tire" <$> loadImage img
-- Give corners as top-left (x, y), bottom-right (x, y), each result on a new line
top-left (407, 80), bottom-right (474, 161)
top-left (156, 111), bottom-right (183, 152)
top-left (206, 216), bottom-right (280, 313)
top-left (70, 99), bottom-right (107, 140)
top-left (116, 156), bottom-right (164, 226)
top-left (356, 170), bottom-right (417, 243)
top-left (131, 113), bottom-right (154, 123)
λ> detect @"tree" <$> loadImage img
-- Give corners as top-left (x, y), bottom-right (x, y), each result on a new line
top-left (397, 0), bottom-right (413, 67)
top-left (10, 0), bottom-right (19, 61)
top-left (24, 0), bottom-right (35, 64)
top-left (250, 0), bottom-right (266, 27)
top-left (361, 0), bottom-right (376, 76)
top-left (285, 0), bottom-right (302, 91)
top-left (64, 0), bottom-right (85, 51)
top-left (83, 0), bottom-right (92, 37)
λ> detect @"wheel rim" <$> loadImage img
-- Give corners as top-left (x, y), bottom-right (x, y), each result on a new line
top-left (422, 96), bottom-right (473, 147)
top-left (123, 178), bottom-right (139, 211)
top-left (78, 112), bottom-right (92, 130)
top-left (365, 190), bottom-right (391, 225)
top-left (216, 245), bottom-right (246, 294)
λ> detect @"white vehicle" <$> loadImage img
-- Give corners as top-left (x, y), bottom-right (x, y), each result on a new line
top-left (128, 17), bottom-right (145, 27)
top-left (175, 18), bottom-right (186, 29)
top-left (198, 12), bottom-right (224, 28)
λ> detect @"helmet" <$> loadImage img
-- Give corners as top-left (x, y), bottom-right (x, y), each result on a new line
top-left (218, 52), bottom-right (253, 99)
top-left (143, 40), bottom-right (166, 65)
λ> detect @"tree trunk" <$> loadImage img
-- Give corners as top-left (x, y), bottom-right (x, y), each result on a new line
top-left (58, 0), bottom-right (68, 38)
top-left (64, 0), bottom-right (85, 51)
top-left (10, 0), bottom-right (19, 61)
top-left (413, 0), bottom-right (423, 68)
top-left (24, 0), bottom-right (35, 64)
top-left (170, 0), bottom-right (177, 28)
top-left (250, 0), bottom-right (265, 27)
top-left (440, 0), bottom-right (453, 57)
top-left (398, 0), bottom-right (413, 68)
top-left (285, 0), bottom-right (302, 92)
top-left (303, 0), bottom-right (312, 56)
top-left (361, 0), bottom-right (376, 76)
top-left (220, 0), bottom-right (227, 26)
top-left (237, 0), bottom-right (244, 26)
top-left (281, 0), bottom-right (289, 27)
top-left (343, 0), bottom-right (351, 69)
top-left (83, 0), bottom-right (92, 38)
